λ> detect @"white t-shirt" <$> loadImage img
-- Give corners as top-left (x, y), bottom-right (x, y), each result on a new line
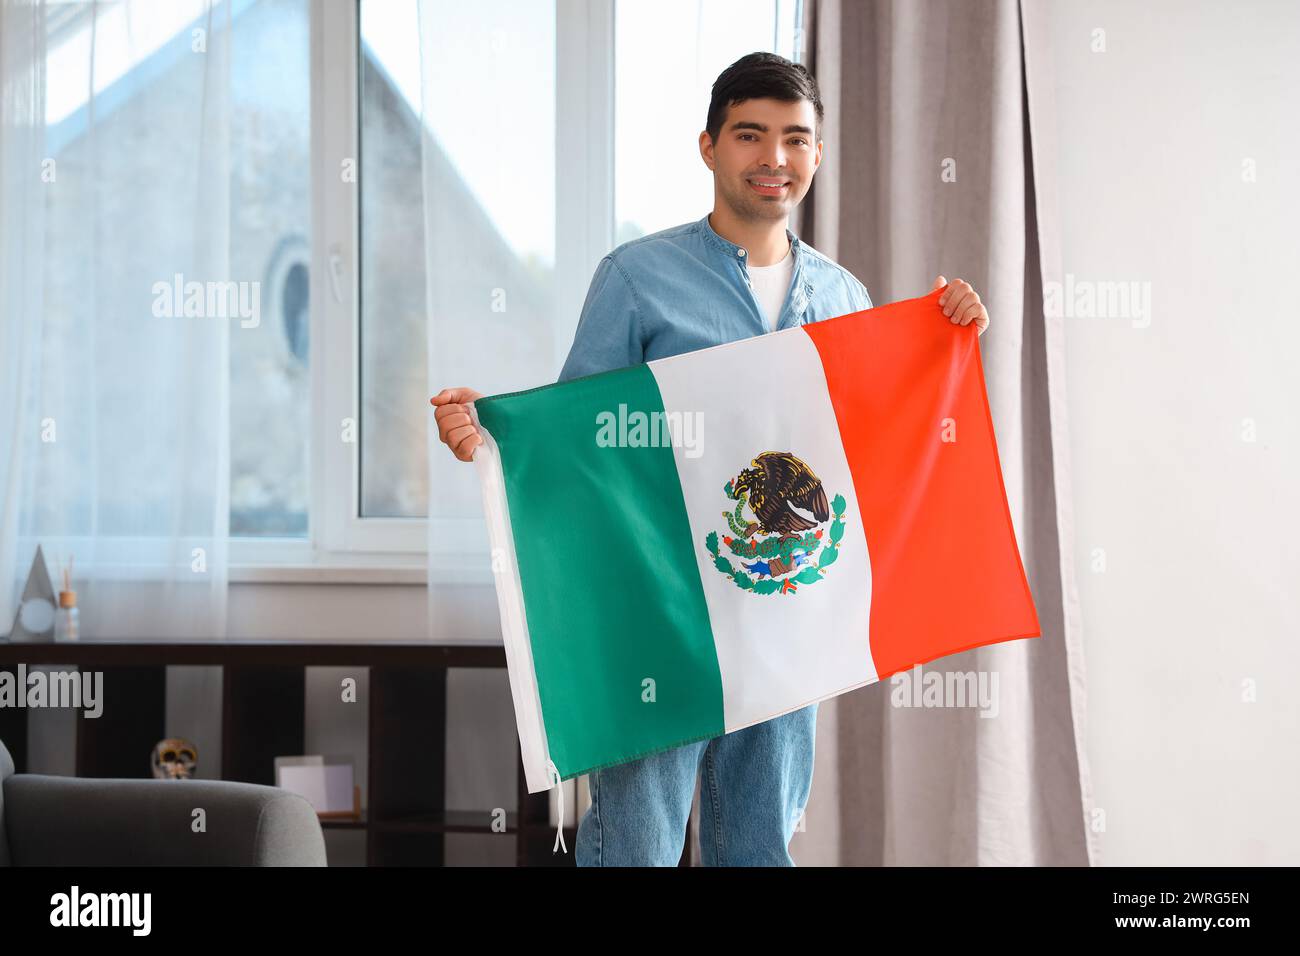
top-left (747, 242), bottom-right (795, 332)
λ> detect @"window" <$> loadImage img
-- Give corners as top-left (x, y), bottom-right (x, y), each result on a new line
top-left (333, 0), bottom-right (601, 564)
top-left (358, 0), bottom-right (427, 521)
top-left (229, 0), bottom-right (312, 537)
top-left (38, 0), bottom-right (803, 571)
top-left (343, 0), bottom-right (799, 559)
top-left (614, 0), bottom-right (803, 240)
top-left (40, 0), bottom-right (312, 544)
top-left (357, 0), bottom-right (558, 523)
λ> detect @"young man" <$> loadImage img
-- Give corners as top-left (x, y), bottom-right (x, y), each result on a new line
top-left (432, 52), bottom-right (989, 866)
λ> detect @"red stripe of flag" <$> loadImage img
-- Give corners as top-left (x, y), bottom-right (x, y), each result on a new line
top-left (801, 286), bottom-right (1040, 678)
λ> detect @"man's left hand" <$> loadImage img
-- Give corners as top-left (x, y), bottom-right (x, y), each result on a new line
top-left (932, 275), bottom-right (989, 336)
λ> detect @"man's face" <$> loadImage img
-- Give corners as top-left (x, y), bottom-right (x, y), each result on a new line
top-left (700, 96), bottom-right (822, 223)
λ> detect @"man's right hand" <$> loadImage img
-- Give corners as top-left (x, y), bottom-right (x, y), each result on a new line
top-left (430, 387), bottom-right (485, 462)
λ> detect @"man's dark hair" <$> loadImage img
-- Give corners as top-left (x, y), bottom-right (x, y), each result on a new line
top-left (705, 52), bottom-right (823, 146)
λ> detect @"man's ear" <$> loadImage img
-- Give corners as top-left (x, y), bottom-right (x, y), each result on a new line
top-left (698, 130), bottom-right (716, 171)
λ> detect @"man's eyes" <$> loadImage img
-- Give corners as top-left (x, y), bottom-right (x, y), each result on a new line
top-left (738, 134), bottom-right (809, 145)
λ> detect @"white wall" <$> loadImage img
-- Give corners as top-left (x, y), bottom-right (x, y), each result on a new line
top-left (1047, 0), bottom-right (1300, 864)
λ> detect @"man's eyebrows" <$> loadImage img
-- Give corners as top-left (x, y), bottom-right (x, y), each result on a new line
top-left (727, 120), bottom-right (815, 135)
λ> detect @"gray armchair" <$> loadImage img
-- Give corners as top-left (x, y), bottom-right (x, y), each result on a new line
top-left (0, 737), bottom-right (327, 866)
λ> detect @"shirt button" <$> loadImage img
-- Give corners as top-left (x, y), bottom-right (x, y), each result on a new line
top-left (737, 249), bottom-right (746, 257)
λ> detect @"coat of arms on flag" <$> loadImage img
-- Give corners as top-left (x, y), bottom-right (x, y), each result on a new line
top-left (707, 451), bottom-right (846, 596)
top-left (470, 287), bottom-right (1040, 794)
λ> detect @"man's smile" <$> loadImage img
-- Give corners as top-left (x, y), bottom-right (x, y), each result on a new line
top-left (747, 177), bottom-right (791, 196)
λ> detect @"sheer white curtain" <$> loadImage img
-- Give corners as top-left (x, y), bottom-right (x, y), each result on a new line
top-left (416, 0), bottom-right (590, 828)
top-left (0, 0), bottom-right (232, 640)
top-left (416, 0), bottom-right (561, 637)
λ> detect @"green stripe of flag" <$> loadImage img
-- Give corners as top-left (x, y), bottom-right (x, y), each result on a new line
top-left (475, 363), bottom-right (724, 778)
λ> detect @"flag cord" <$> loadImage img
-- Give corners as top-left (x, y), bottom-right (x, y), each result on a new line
top-left (548, 760), bottom-right (568, 854)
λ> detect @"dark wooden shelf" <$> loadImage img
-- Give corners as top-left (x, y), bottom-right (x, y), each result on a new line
top-left (319, 810), bottom-right (571, 835)
top-left (0, 639), bottom-right (506, 667)
top-left (0, 639), bottom-right (693, 866)
top-left (0, 638), bottom-right (570, 866)
top-left (318, 812), bottom-right (371, 831)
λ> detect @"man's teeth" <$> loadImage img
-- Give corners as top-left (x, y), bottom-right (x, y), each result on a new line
top-left (751, 180), bottom-right (787, 187)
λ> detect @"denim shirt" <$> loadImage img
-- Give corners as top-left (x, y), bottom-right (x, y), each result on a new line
top-left (557, 212), bottom-right (873, 382)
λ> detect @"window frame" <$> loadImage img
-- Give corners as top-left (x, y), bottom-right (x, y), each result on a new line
top-left (230, 0), bottom-right (615, 580)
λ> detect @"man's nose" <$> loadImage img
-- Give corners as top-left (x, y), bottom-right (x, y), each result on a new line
top-left (760, 142), bottom-right (788, 171)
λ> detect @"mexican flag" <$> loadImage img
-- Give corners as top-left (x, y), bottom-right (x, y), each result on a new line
top-left (471, 286), bottom-right (1039, 794)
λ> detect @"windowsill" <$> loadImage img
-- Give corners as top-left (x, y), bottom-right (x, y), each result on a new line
top-left (229, 549), bottom-right (494, 586)
top-left (229, 564), bottom-right (428, 585)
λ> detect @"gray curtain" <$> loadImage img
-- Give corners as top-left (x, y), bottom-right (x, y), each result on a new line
top-left (793, 0), bottom-right (1097, 865)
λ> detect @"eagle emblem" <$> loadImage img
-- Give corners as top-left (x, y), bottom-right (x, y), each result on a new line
top-left (704, 451), bottom-right (848, 596)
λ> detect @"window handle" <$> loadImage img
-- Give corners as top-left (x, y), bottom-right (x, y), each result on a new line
top-left (327, 246), bottom-right (344, 304)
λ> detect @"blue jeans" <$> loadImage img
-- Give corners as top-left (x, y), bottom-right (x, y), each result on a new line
top-left (575, 703), bottom-right (817, 866)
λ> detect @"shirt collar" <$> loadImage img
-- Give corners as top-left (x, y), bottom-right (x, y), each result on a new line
top-left (697, 212), bottom-right (801, 263)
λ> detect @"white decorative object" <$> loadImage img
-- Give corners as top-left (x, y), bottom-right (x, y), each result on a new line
top-left (274, 755), bottom-right (358, 817)
top-left (8, 545), bottom-right (57, 643)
